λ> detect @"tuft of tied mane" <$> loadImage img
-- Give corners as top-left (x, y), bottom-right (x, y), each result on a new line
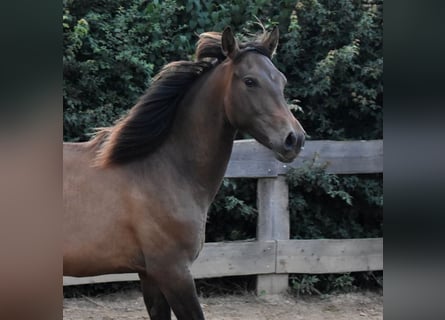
top-left (93, 29), bottom-right (274, 167)
top-left (196, 30), bottom-right (274, 62)
top-left (195, 32), bottom-right (226, 61)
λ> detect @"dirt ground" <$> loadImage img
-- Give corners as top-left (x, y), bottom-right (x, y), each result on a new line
top-left (63, 289), bottom-right (382, 320)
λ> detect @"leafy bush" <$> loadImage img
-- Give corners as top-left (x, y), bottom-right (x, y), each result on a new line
top-left (63, 0), bottom-right (188, 141)
top-left (64, 0), bottom-right (382, 141)
top-left (279, 0), bottom-right (383, 140)
top-left (206, 178), bottom-right (257, 242)
top-left (287, 160), bottom-right (383, 240)
top-left (290, 274), bottom-right (321, 296)
top-left (290, 271), bottom-right (382, 296)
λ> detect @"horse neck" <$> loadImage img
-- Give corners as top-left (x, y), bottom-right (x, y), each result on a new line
top-left (158, 62), bottom-right (236, 203)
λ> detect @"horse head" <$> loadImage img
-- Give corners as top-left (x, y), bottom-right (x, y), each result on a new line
top-left (221, 27), bottom-right (305, 163)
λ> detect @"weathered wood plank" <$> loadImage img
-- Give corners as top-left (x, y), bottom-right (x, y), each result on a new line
top-left (191, 240), bottom-right (276, 278)
top-left (63, 238), bottom-right (383, 286)
top-left (225, 140), bottom-right (280, 178)
top-left (276, 238), bottom-right (383, 274)
top-left (63, 273), bottom-right (139, 286)
top-left (225, 139), bottom-right (383, 178)
top-left (280, 140), bottom-right (383, 175)
top-left (64, 241), bottom-right (276, 286)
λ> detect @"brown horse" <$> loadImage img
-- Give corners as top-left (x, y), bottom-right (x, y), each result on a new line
top-left (63, 27), bottom-right (305, 320)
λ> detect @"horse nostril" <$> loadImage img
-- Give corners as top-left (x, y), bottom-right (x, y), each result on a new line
top-left (300, 133), bottom-right (306, 150)
top-left (284, 132), bottom-right (297, 151)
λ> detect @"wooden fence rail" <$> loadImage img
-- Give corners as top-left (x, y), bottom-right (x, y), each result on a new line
top-left (63, 139), bottom-right (383, 294)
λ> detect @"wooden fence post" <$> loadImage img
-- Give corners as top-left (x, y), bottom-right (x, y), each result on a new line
top-left (256, 175), bottom-right (289, 295)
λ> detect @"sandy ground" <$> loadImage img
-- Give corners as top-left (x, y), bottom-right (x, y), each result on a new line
top-left (63, 289), bottom-right (382, 320)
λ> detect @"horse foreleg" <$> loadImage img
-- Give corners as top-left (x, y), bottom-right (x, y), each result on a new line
top-left (152, 265), bottom-right (205, 320)
top-left (139, 273), bottom-right (172, 320)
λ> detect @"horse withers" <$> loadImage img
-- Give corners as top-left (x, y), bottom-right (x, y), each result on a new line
top-left (63, 26), bottom-right (305, 320)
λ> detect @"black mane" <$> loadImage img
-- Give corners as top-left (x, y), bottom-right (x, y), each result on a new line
top-left (94, 30), bottom-right (272, 167)
top-left (94, 60), bottom-right (213, 166)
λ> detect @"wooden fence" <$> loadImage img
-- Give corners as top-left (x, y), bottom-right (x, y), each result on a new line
top-left (63, 139), bottom-right (383, 294)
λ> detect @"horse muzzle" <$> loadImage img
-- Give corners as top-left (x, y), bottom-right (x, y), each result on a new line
top-left (274, 131), bottom-right (305, 163)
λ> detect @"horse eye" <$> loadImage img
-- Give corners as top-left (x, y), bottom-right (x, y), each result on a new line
top-left (244, 78), bottom-right (256, 87)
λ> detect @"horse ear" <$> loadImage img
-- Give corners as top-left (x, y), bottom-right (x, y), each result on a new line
top-left (221, 26), bottom-right (239, 59)
top-left (263, 26), bottom-right (279, 56)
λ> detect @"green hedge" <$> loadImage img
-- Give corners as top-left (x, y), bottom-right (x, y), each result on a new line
top-left (64, 0), bottom-right (382, 141)
top-left (63, 0), bottom-right (383, 293)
